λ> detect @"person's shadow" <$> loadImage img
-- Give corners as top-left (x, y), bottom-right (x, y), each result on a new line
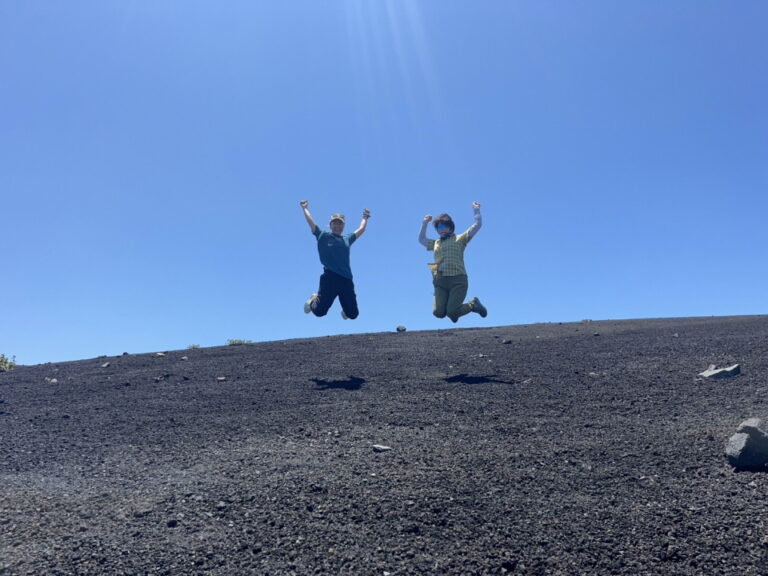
top-left (311, 376), bottom-right (366, 391)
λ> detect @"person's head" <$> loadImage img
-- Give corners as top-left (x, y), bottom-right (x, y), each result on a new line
top-left (329, 213), bottom-right (345, 235)
top-left (433, 213), bottom-right (455, 237)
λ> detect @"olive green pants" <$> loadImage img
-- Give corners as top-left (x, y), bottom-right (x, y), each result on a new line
top-left (433, 273), bottom-right (472, 323)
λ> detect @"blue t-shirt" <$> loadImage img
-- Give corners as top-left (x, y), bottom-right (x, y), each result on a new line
top-left (313, 227), bottom-right (357, 279)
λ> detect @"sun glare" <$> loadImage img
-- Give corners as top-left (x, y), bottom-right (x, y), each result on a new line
top-left (342, 0), bottom-right (440, 135)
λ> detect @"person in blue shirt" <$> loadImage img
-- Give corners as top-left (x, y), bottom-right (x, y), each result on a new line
top-left (300, 200), bottom-right (370, 319)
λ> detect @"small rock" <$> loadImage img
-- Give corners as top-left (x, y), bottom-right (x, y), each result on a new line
top-left (156, 353), bottom-right (166, 357)
top-left (372, 444), bottom-right (392, 452)
top-left (101, 362), bottom-right (111, 368)
top-left (699, 364), bottom-right (741, 379)
top-left (501, 339), bottom-right (512, 345)
top-left (216, 377), bottom-right (227, 382)
top-left (181, 356), bottom-right (189, 361)
top-left (396, 326), bottom-right (407, 332)
top-left (167, 519), bottom-right (178, 528)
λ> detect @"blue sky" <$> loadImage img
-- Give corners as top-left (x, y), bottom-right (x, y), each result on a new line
top-left (2, 1), bottom-right (767, 365)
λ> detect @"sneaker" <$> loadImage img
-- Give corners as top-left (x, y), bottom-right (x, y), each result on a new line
top-left (470, 297), bottom-right (487, 318)
top-left (341, 309), bottom-right (348, 320)
top-left (304, 293), bottom-right (318, 314)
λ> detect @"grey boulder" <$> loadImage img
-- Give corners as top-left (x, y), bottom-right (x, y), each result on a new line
top-left (726, 418), bottom-right (768, 470)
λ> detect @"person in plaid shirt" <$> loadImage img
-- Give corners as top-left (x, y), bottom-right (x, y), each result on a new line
top-left (418, 202), bottom-right (487, 323)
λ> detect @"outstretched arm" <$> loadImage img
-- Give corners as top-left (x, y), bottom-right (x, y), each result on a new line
top-left (354, 209), bottom-right (371, 238)
top-left (467, 201), bottom-right (482, 238)
top-left (419, 214), bottom-right (432, 247)
top-left (300, 200), bottom-right (318, 233)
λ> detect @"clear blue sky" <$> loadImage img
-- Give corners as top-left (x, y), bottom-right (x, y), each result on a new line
top-left (2, 1), bottom-right (767, 365)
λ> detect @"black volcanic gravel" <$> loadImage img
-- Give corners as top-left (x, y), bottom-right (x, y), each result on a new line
top-left (3, 316), bottom-right (768, 575)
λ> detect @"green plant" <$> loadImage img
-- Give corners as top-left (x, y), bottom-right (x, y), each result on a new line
top-left (226, 339), bottom-right (253, 346)
top-left (0, 353), bottom-right (16, 372)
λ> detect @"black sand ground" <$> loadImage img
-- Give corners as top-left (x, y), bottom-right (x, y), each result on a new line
top-left (3, 316), bottom-right (768, 575)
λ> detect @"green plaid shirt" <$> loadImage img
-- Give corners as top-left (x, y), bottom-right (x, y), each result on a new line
top-left (425, 231), bottom-right (472, 276)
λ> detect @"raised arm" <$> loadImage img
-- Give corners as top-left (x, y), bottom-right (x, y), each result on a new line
top-left (354, 209), bottom-right (371, 238)
top-left (419, 214), bottom-right (432, 247)
top-left (467, 201), bottom-right (482, 238)
top-left (300, 200), bottom-right (318, 233)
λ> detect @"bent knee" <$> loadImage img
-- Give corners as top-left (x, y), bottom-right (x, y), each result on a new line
top-left (433, 310), bottom-right (446, 319)
top-left (447, 307), bottom-right (462, 322)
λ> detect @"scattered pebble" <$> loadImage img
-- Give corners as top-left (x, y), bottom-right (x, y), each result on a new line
top-left (396, 326), bottom-right (407, 332)
top-left (101, 362), bottom-right (111, 368)
top-left (372, 445), bottom-right (392, 452)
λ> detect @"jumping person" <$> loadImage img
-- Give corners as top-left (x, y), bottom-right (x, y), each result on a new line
top-left (419, 201), bottom-right (487, 323)
top-left (301, 200), bottom-right (370, 319)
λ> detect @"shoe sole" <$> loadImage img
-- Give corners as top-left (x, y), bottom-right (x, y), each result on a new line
top-left (304, 295), bottom-right (318, 314)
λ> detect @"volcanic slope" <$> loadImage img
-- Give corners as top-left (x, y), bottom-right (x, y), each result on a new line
top-left (3, 316), bottom-right (768, 575)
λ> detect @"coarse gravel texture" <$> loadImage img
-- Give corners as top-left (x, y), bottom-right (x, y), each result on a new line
top-left (3, 315), bottom-right (768, 575)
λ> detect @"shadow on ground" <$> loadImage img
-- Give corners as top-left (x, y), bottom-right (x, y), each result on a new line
top-left (311, 375), bottom-right (366, 390)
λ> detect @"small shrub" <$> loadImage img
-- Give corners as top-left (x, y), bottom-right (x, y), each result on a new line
top-left (0, 353), bottom-right (16, 372)
top-left (187, 344), bottom-right (201, 349)
top-left (226, 339), bottom-right (253, 346)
